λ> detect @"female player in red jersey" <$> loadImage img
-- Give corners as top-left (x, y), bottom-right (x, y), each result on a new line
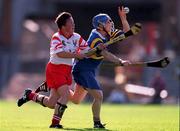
top-left (17, 12), bottom-right (88, 128)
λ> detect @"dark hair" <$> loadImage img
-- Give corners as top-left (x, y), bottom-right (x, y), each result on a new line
top-left (55, 12), bottom-right (72, 29)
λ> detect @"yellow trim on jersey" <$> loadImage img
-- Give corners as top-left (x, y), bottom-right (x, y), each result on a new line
top-left (89, 38), bottom-right (104, 59)
top-left (90, 55), bottom-right (104, 59)
top-left (90, 38), bottom-right (103, 49)
top-left (111, 30), bottom-right (121, 39)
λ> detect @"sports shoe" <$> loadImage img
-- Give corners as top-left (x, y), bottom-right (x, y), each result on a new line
top-left (17, 88), bottom-right (32, 107)
top-left (94, 123), bottom-right (106, 129)
top-left (49, 124), bottom-right (63, 129)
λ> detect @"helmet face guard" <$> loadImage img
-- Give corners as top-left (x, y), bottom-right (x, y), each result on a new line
top-left (92, 14), bottom-right (114, 33)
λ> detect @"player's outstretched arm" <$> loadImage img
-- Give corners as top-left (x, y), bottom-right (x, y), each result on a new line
top-left (56, 51), bottom-right (86, 59)
top-left (101, 50), bottom-right (130, 65)
top-left (118, 6), bottom-right (130, 32)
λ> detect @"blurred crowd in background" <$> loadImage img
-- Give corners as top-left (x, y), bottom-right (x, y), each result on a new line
top-left (0, 0), bottom-right (179, 104)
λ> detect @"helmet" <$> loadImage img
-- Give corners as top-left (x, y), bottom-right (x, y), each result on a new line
top-left (92, 13), bottom-right (112, 29)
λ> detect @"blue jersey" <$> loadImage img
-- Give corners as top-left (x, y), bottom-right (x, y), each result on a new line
top-left (72, 29), bottom-right (123, 89)
top-left (73, 29), bottom-right (123, 72)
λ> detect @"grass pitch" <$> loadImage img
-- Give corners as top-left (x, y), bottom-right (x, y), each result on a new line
top-left (0, 100), bottom-right (179, 131)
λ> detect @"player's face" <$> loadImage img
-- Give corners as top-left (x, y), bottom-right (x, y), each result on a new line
top-left (104, 19), bottom-right (113, 32)
top-left (64, 17), bottom-right (75, 35)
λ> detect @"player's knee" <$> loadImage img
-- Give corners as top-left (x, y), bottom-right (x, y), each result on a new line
top-left (94, 94), bottom-right (103, 102)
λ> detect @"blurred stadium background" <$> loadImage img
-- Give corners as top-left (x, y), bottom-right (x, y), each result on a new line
top-left (0, 0), bottom-right (179, 104)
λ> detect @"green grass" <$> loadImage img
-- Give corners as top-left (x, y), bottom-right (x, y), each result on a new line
top-left (0, 100), bottom-right (179, 131)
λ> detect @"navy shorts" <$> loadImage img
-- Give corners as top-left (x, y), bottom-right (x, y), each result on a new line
top-left (72, 70), bottom-right (101, 90)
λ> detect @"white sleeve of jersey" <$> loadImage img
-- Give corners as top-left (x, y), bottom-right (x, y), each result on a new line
top-left (50, 35), bottom-right (64, 55)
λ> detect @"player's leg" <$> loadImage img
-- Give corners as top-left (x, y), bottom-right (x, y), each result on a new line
top-left (86, 89), bottom-right (105, 128)
top-left (17, 88), bottom-right (59, 109)
top-left (71, 70), bottom-right (88, 104)
top-left (39, 88), bottom-right (59, 108)
top-left (69, 84), bottom-right (87, 104)
top-left (72, 70), bottom-right (105, 128)
top-left (50, 84), bottom-right (69, 128)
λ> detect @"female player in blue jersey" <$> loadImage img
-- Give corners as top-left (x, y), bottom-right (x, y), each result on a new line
top-left (71, 6), bottom-right (131, 128)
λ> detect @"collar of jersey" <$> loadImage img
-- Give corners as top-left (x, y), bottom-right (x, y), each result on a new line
top-left (58, 30), bottom-right (74, 39)
top-left (92, 29), bottom-right (106, 40)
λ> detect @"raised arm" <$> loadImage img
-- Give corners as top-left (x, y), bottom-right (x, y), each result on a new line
top-left (118, 6), bottom-right (130, 32)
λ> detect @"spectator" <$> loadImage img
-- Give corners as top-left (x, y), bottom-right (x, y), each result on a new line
top-left (149, 71), bottom-right (167, 104)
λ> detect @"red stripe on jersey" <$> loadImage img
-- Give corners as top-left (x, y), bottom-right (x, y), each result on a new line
top-left (55, 43), bottom-right (63, 49)
top-left (79, 37), bottom-right (83, 45)
top-left (80, 44), bottom-right (87, 47)
top-left (76, 48), bottom-right (81, 53)
top-left (52, 36), bottom-right (61, 42)
top-left (79, 46), bottom-right (87, 49)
